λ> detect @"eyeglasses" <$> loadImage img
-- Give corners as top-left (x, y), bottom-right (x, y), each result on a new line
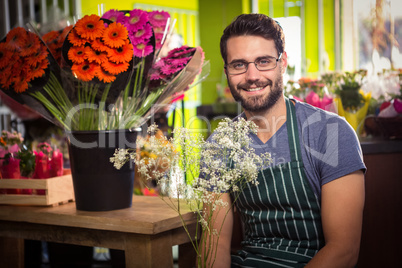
top-left (225, 53), bottom-right (282, 75)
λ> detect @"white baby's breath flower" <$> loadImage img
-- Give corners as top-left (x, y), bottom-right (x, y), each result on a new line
top-left (110, 119), bottom-right (272, 268)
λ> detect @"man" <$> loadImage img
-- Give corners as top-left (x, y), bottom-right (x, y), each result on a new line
top-left (205, 14), bottom-right (366, 267)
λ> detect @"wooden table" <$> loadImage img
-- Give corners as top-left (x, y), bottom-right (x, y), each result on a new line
top-left (0, 195), bottom-right (198, 268)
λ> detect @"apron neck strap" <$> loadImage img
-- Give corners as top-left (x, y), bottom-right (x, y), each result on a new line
top-left (285, 98), bottom-right (302, 162)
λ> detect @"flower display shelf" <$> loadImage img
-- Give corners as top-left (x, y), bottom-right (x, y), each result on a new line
top-left (0, 169), bottom-right (74, 206)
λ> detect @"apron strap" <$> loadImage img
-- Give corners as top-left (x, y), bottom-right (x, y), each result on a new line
top-left (285, 98), bottom-right (302, 163)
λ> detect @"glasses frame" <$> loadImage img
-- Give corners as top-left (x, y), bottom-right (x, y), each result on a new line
top-left (225, 53), bottom-right (283, 75)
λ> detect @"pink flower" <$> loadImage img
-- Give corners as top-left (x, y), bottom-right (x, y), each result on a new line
top-left (130, 23), bottom-right (153, 43)
top-left (132, 41), bottom-right (153, 57)
top-left (320, 94), bottom-right (333, 110)
top-left (102, 9), bottom-right (126, 23)
top-left (126, 9), bottom-right (148, 32)
top-left (148, 10), bottom-right (170, 27)
top-left (394, 98), bottom-right (402, 113)
top-left (305, 91), bottom-right (320, 108)
top-left (167, 46), bottom-right (196, 58)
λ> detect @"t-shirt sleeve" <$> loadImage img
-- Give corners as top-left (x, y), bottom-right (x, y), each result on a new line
top-left (316, 116), bottom-right (367, 186)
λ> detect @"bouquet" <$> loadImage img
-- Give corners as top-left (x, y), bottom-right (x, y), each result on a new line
top-left (334, 70), bottom-right (371, 132)
top-left (110, 118), bottom-right (272, 267)
top-left (286, 77), bottom-right (335, 112)
top-left (0, 8), bottom-right (207, 132)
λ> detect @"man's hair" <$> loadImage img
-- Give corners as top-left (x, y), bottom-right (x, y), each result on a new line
top-left (220, 14), bottom-right (285, 64)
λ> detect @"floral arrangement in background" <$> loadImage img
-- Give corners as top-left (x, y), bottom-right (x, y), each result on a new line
top-left (110, 118), bottom-right (272, 267)
top-left (286, 77), bottom-right (335, 111)
top-left (0, 8), bottom-right (207, 132)
top-left (64, 14), bottom-right (133, 83)
top-left (335, 69), bottom-right (369, 111)
top-left (133, 128), bottom-right (173, 196)
top-left (102, 9), bottom-right (170, 53)
top-left (0, 27), bottom-right (50, 93)
top-left (42, 25), bottom-right (73, 65)
top-left (0, 131), bottom-right (63, 195)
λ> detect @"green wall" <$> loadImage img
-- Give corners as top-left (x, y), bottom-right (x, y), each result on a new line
top-left (198, 0), bottom-right (247, 105)
top-left (80, 0), bottom-right (198, 15)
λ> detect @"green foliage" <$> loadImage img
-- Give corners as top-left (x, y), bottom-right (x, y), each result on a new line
top-left (335, 70), bottom-right (367, 111)
top-left (16, 146), bottom-right (36, 177)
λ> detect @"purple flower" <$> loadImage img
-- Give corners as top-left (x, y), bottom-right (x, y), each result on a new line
top-left (131, 23), bottom-right (153, 43)
top-left (126, 9), bottom-right (149, 32)
top-left (167, 46), bottom-right (196, 58)
top-left (102, 9), bottom-right (126, 23)
top-left (148, 11), bottom-right (170, 27)
top-left (132, 41), bottom-right (153, 57)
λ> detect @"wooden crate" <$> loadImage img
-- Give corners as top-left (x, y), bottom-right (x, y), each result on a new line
top-left (0, 170), bottom-right (74, 206)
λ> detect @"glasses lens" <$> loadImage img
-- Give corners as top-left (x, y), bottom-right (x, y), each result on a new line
top-left (227, 62), bottom-right (247, 74)
top-left (256, 57), bottom-right (277, 71)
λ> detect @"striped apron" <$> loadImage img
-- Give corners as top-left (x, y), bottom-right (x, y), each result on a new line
top-left (231, 98), bottom-right (325, 267)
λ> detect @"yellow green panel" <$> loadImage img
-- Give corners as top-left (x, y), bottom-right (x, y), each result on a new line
top-left (324, 0), bottom-right (335, 71)
top-left (273, 0), bottom-right (285, 18)
top-left (305, 0), bottom-right (319, 75)
top-left (259, 0), bottom-right (269, 14)
top-left (288, 0), bottom-right (301, 17)
top-left (81, 0), bottom-right (198, 15)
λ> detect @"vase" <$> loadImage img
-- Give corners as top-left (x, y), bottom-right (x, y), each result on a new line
top-left (66, 129), bottom-right (138, 211)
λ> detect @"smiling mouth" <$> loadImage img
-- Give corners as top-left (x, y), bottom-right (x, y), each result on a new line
top-left (243, 86), bottom-right (265, 92)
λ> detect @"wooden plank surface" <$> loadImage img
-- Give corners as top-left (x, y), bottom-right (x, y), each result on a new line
top-left (0, 174), bottom-right (74, 206)
top-left (0, 195), bottom-right (196, 235)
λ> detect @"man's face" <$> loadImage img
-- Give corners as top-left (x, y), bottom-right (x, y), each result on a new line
top-left (225, 36), bottom-right (286, 113)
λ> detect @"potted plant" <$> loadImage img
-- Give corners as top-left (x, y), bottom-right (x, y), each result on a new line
top-left (0, 9), bottom-right (207, 211)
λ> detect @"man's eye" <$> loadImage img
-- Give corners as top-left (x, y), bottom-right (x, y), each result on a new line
top-left (232, 62), bottom-right (246, 69)
top-left (258, 58), bottom-right (273, 66)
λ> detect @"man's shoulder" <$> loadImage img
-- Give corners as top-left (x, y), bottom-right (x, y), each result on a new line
top-left (294, 100), bottom-right (350, 128)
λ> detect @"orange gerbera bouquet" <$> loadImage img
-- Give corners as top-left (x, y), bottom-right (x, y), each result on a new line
top-left (0, 8), bottom-right (207, 131)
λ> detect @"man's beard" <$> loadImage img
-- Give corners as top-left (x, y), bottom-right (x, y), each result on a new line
top-left (228, 74), bottom-right (284, 113)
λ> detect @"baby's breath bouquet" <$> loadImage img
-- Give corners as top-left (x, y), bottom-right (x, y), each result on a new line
top-left (110, 117), bottom-right (271, 267)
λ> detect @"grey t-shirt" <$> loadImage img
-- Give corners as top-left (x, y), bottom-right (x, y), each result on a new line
top-left (246, 100), bottom-right (366, 200)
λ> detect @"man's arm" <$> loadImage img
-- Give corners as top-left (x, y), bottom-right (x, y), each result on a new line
top-left (306, 170), bottom-right (365, 267)
top-left (200, 192), bottom-right (234, 268)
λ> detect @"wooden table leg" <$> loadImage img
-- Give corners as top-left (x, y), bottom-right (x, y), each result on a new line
top-left (0, 237), bottom-right (24, 268)
top-left (124, 233), bottom-right (174, 268)
top-left (179, 241), bottom-right (197, 268)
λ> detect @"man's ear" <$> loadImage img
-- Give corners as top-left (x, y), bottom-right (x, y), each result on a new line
top-left (281, 51), bottom-right (288, 74)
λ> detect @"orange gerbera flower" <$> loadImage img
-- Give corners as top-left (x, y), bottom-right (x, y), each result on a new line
top-left (85, 46), bottom-right (108, 64)
top-left (5, 27), bottom-right (27, 52)
top-left (91, 38), bottom-right (109, 52)
top-left (12, 77), bottom-right (29, 93)
top-left (102, 22), bottom-right (128, 48)
top-left (26, 45), bottom-right (48, 66)
top-left (28, 59), bottom-right (49, 80)
top-left (42, 30), bottom-right (59, 43)
top-left (71, 60), bottom-right (99, 82)
top-left (101, 60), bottom-right (129, 75)
top-left (68, 28), bottom-right (87, 46)
top-left (0, 43), bottom-right (13, 69)
top-left (0, 65), bottom-right (13, 89)
top-left (75, 15), bottom-right (105, 40)
top-left (107, 40), bottom-right (133, 63)
top-left (68, 46), bottom-right (86, 64)
top-left (20, 33), bottom-right (41, 57)
top-left (60, 25), bottom-right (73, 40)
top-left (96, 67), bottom-right (116, 83)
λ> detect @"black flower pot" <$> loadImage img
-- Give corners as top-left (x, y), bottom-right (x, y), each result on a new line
top-left (66, 129), bottom-right (138, 211)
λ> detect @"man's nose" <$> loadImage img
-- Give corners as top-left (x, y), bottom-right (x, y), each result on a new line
top-left (245, 63), bottom-right (261, 81)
